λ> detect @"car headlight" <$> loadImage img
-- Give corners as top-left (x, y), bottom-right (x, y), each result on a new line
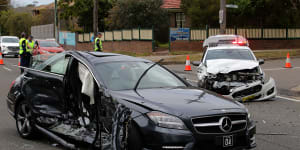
top-left (245, 108), bottom-right (251, 119)
top-left (147, 111), bottom-right (187, 130)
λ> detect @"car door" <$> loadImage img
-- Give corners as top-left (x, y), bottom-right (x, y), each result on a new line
top-left (22, 53), bottom-right (70, 117)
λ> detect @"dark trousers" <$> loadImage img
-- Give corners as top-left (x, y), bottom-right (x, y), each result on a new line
top-left (20, 54), bottom-right (32, 73)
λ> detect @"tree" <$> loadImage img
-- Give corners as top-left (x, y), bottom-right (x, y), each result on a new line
top-left (0, 10), bottom-right (33, 36)
top-left (107, 0), bottom-right (168, 29)
top-left (59, 0), bottom-right (112, 32)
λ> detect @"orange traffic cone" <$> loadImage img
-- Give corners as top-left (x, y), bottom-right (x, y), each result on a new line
top-left (285, 52), bottom-right (292, 68)
top-left (0, 52), bottom-right (4, 65)
top-left (185, 55), bottom-right (192, 71)
top-left (18, 56), bottom-right (21, 66)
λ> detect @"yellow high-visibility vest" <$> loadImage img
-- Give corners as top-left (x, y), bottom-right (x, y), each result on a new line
top-left (19, 38), bottom-right (28, 54)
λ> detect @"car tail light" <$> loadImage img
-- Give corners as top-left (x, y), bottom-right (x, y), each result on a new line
top-left (10, 80), bottom-right (15, 89)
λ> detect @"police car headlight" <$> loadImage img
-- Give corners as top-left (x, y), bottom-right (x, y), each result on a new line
top-left (147, 111), bottom-right (187, 130)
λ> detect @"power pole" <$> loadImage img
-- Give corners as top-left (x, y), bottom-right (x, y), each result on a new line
top-left (54, 0), bottom-right (58, 41)
top-left (93, 0), bottom-right (99, 39)
top-left (220, 0), bottom-right (226, 34)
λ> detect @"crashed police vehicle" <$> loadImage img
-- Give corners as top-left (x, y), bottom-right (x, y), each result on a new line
top-left (193, 35), bottom-right (277, 102)
top-left (7, 51), bottom-right (256, 150)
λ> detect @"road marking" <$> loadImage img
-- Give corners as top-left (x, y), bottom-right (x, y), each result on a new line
top-left (2, 66), bottom-right (12, 72)
top-left (187, 79), bottom-right (198, 83)
top-left (276, 96), bottom-right (300, 102)
top-left (264, 67), bottom-right (300, 71)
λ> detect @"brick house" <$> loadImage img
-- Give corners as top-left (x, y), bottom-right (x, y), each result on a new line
top-left (162, 0), bottom-right (191, 28)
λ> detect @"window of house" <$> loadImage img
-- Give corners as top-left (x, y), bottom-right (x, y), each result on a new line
top-left (176, 13), bottom-right (185, 28)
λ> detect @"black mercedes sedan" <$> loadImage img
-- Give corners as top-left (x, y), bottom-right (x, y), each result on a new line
top-left (7, 51), bottom-right (256, 150)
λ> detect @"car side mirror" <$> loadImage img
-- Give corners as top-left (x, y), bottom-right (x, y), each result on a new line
top-left (258, 59), bottom-right (265, 65)
top-left (192, 61), bottom-right (201, 66)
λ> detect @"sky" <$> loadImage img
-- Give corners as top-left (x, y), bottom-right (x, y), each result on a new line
top-left (11, 0), bottom-right (55, 7)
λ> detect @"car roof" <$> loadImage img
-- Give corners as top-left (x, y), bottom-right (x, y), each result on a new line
top-left (75, 51), bottom-right (152, 64)
top-left (1, 36), bottom-right (19, 38)
top-left (203, 35), bottom-right (247, 48)
top-left (207, 45), bottom-right (251, 51)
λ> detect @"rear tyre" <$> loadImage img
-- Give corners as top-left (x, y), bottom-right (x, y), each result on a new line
top-left (16, 101), bottom-right (36, 139)
top-left (2, 54), bottom-right (4, 58)
top-left (15, 55), bottom-right (18, 58)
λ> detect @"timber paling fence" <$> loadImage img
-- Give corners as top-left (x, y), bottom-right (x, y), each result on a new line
top-left (190, 27), bottom-right (300, 41)
top-left (77, 28), bottom-right (153, 42)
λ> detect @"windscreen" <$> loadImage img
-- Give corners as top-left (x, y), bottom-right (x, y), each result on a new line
top-left (205, 49), bottom-right (255, 61)
top-left (95, 62), bottom-right (186, 91)
top-left (2, 38), bottom-right (19, 43)
top-left (39, 41), bottom-right (60, 47)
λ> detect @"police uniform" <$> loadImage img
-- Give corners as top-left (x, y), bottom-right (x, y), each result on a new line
top-left (94, 37), bottom-right (103, 52)
top-left (19, 38), bottom-right (32, 68)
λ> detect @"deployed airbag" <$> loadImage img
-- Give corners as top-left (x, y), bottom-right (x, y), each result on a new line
top-left (78, 63), bottom-right (95, 104)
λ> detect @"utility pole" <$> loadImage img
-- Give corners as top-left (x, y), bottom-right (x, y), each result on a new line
top-left (220, 0), bottom-right (227, 34)
top-left (93, 0), bottom-right (99, 39)
top-left (54, 0), bottom-right (58, 41)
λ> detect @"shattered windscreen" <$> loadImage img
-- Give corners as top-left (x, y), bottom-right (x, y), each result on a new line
top-left (205, 49), bottom-right (255, 61)
top-left (95, 62), bottom-right (186, 91)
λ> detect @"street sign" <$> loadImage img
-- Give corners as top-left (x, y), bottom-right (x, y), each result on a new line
top-left (170, 28), bottom-right (190, 41)
top-left (226, 4), bottom-right (238, 9)
top-left (219, 10), bottom-right (224, 24)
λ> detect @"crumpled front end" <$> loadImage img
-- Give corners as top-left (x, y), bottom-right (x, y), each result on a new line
top-left (198, 66), bottom-right (277, 101)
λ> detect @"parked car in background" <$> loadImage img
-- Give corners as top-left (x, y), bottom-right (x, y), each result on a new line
top-left (33, 39), bottom-right (64, 55)
top-left (0, 36), bottom-right (19, 57)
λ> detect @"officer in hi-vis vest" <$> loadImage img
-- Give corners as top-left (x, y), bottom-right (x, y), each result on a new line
top-left (94, 32), bottom-right (103, 52)
top-left (27, 35), bottom-right (36, 64)
top-left (19, 32), bottom-right (32, 73)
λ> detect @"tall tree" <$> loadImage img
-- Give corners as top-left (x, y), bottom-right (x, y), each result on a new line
top-left (107, 0), bottom-right (168, 29)
top-left (59, 0), bottom-right (112, 32)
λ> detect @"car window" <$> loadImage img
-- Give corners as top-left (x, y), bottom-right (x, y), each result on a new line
top-left (205, 49), bottom-right (255, 62)
top-left (32, 53), bottom-right (70, 75)
top-left (95, 62), bottom-right (186, 91)
top-left (2, 38), bottom-right (19, 43)
top-left (39, 41), bottom-right (60, 47)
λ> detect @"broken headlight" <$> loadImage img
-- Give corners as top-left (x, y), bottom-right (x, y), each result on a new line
top-left (147, 111), bottom-right (187, 130)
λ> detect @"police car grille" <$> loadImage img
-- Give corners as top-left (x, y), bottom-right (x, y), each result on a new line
top-left (8, 46), bottom-right (19, 51)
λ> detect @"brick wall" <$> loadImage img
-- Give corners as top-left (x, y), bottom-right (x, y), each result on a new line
top-left (65, 41), bottom-right (153, 53)
top-left (170, 39), bottom-right (300, 52)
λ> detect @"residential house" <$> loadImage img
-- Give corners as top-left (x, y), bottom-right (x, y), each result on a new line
top-left (162, 0), bottom-right (191, 28)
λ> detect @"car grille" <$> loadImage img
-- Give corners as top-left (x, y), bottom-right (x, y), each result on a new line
top-left (7, 46), bottom-right (19, 51)
top-left (191, 114), bottom-right (247, 134)
top-left (232, 85), bottom-right (262, 98)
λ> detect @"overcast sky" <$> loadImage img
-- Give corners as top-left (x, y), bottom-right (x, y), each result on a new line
top-left (11, 0), bottom-right (54, 7)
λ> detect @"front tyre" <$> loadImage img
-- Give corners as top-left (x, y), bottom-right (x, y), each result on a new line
top-left (16, 101), bottom-right (36, 139)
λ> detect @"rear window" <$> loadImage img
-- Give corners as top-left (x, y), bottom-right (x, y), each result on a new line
top-left (39, 41), bottom-right (60, 47)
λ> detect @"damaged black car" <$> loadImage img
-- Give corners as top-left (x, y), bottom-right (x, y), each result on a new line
top-left (7, 51), bottom-right (256, 150)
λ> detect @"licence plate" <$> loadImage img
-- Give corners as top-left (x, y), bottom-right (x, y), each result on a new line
top-left (242, 95), bottom-right (256, 102)
top-left (223, 135), bottom-right (233, 147)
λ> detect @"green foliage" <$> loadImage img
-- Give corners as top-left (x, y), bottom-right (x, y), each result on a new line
top-left (59, 0), bottom-right (112, 32)
top-left (182, 0), bottom-right (300, 27)
top-left (107, 0), bottom-right (168, 29)
top-left (0, 10), bottom-right (33, 36)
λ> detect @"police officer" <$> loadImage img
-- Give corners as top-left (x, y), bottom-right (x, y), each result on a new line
top-left (27, 35), bottom-right (36, 64)
top-left (94, 32), bottom-right (103, 52)
top-left (19, 32), bottom-right (32, 73)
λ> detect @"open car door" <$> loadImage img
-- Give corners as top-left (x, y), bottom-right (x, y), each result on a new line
top-left (22, 53), bottom-right (70, 118)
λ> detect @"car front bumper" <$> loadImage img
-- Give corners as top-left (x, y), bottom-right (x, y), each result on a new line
top-left (134, 115), bottom-right (256, 150)
top-left (2, 49), bottom-right (19, 55)
top-left (223, 77), bottom-right (277, 102)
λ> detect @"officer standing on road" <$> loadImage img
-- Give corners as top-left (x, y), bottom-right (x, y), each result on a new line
top-left (27, 35), bottom-right (36, 64)
top-left (19, 32), bottom-right (32, 73)
top-left (94, 32), bottom-right (103, 52)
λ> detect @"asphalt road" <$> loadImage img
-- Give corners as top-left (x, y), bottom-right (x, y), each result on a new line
top-left (0, 57), bottom-right (299, 150)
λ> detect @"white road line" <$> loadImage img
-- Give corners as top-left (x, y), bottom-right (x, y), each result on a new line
top-left (264, 67), bottom-right (300, 71)
top-left (187, 79), bottom-right (198, 83)
top-left (276, 96), bottom-right (300, 102)
top-left (2, 66), bottom-right (12, 72)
